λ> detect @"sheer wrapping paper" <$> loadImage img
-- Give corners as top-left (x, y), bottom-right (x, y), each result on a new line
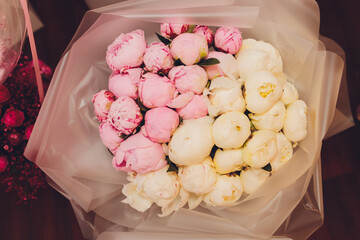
top-left (25, 0), bottom-right (346, 239)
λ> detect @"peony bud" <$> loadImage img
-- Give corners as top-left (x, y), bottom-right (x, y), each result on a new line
top-left (193, 25), bottom-right (214, 46)
top-left (214, 27), bottom-right (242, 54)
top-left (92, 90), bottom-right (116, 122)
top-left (108, 68), bottom-right (142, 99)
top-left (176, 94), bottom-right (208, 120)
top-left (143, 42), bottom-right (174, 73)
top-left (99, 122), bottom-right (124, 154)
top-left (248, 101), bottom-right (286, 132)
top-left (271, 132), bottom-right (293, 171)
top-left (283, 100), bottom-right (308, 142)
top-left (240, 167), bottom-right (270, 195)
top-left (160, 23), bottom-right (190, 39)
top-left (213, 148), bottom-right (244, 174)
top-left (281, 81), bottom-right (299, 105)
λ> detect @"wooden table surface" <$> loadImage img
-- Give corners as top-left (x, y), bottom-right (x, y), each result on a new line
top-left (1, 0), bottom-right (359, 239)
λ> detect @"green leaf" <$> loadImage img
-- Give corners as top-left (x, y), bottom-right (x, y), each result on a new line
top-left (210, 145), bottom-right (219, 159)
top-left (155, 32), bottom-right (172, 45)
top-left (120, 134), bottom-right (127, 139)
top-left (262, 163), bottom-right (272, 172)
top-left (187, 25), bottom-right (196, 33)
top-left (198, 58), bottom-right (220, 66)
top-left (179, 116), bottom-right (183, 125)
top-left (166, 157), bottom-right (178, 173)
top-left (205, 80), bottom-right (211, 88)
top-left (136, 98), bottom-right (149, 113)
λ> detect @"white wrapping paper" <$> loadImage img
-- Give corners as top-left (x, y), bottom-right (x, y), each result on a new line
top-left (25, 0), bottom-right (345, 239)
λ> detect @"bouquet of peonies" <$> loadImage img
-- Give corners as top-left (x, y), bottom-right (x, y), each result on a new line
top-left (25, 0), bottom-right (345, 239)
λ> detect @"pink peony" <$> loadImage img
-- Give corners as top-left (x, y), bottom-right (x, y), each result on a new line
top-left (143, 107), bottom-right (179, 143)
top-left (0, 85), bottom-right (10, 103)
top-left (25, 125), bottom-right (34, 140)
top-left (106, 29), bottom-right (147, 72)
top-left (99, 121), bottom-right (124, 154)
top-left (177, 94), bottom-right (208, 120)
top-left (170, 33), bottom-right (208, 66)
top-left (1, 108), bottom-right (25, 127)
top-left (107, 96), bottom-right (143, 135)
top-left (214, 27), bottom-right (242, 54)
top-left (193, 25), bottom-right (214, 47)
top-left (143, 42), bottom-right (174, 73)
top-left (160, 23), bottom-right (190, 39)
top-left (138, 72), bottom-right (176, 108)
top-left (168, 65), bottom-right (208, 95)
top-left (0, 156), bottom-right (8, 172)
top-left (112, 132), bottom-right (167, 174)
top-left (167, 91), bottom-right (195, 109)
top-left (108, 68), bottom-right (142, 99)
top-left (92, 90), bottom-right (116, 122)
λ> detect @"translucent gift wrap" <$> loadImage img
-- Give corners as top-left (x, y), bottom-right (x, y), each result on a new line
top-left (25, 0), bottom-right (346, 239)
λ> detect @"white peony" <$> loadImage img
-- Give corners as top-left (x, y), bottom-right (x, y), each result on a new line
top-left (240, 167), bottom-right (270, 195)
top-left (249, 101), bottom-right (286, 132)
top-left (159, 187), bottom-right (189, 217)
top-left (169, 116), bottom-right (214, 166)
top-left (212, 111), bottom-right (251, 149)
top-left (213, 148), bottom-right (244, 174)
top-left (244, 71), bottom-right (283, 114)
top-left (178, 157), bottom-right (217, 194)
top-left (271, 132), bottom-right (293, 171)
top-left (243, 130), bottom-right (278, 168)
top-left (281, 81), bottom-right (299, 105)
top-left (283, 100), bottom-right (308, 142)
top-left (121, 183), bottom-right (153, 212)
top-left (205, 76), bottom-right (246, 117)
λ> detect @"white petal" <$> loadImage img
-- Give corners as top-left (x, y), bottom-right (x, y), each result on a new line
top-left (271, 132), bottom-right (293, 171)
top-left (240, 168), bottom-right (270, 195)
top-left (214, 148), bottom-right (244, 174)
top-left (188, 192), bottom-right (204, 209)
top-left (249, 101), bottom-right (286, 132)
top-left (283, 100), bottom-right (308, 142)
top-left (159, 187), bottom-right (190, 217)
top-left (122, 183), bottom-right (153, 212)
top-left (281, 81), bottom-right (299, 105)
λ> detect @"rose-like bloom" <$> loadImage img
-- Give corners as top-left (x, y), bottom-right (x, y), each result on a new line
top-left (205, 77), bottom-right (245, 117)
top-left (240, 167), bottom-right (270, 195)
top-left (271, 132), bottom-right (293, 171)
top-left (214, 27), bottom-right (242, 54)
top-left (0, 156), bottom-right (8, 172)
top-left (143, 107), bottom-right (179, 143)
top-left (283, 100), bottom-right (308, 142)
top-left (107, 96), bottom-right (142, 135)
top-left (204, 174), bottom-right (243, 206)
top-left (0, 85), bottom-right (10, 103)
top-left (203, 51), bottom-right (239, 80)
top-left (169, 116), bottom-right (214, 165)
top-left (243, 130), bottom-right (278, 168)
top-left (106, 29), bottom-right (147, 72)
top-left (108, 68), bottom-right (142, 99)
top-left (122, 182), bottom-right (153, 212)
top-left (248, 101), bottom-right (286, 132)
top-left (24, 125), bottom-right (34, 140)
top-left (1, 108), bottom-right (25, 127)
top-left (281, 81), bottom-right (299, 105)
top-left (138, 73), bottom-right (176, 108)
top-left (178, 157), bottom-right (217, 194)
top-left (176, 94), bottom-right (208, 120)
top-left (214, 148), bottom-right (244, 174)
top-left (193, 25), bottom-right (214, 46)
top-left (244, 71), bottom-right (283, 114)
top-left (170, 33), bottom-right (208, 66)
top-left (160, 23), bottom-right (190, 39)
top-left (99, 122), bottom-right (124, 154)
top-left (112, 132), bottom-right (166, 173)
top-left (212, 111), bottom-right (250, 149)
top-left (92, 90), bottom-right (116, 122)
top-left (143, 42), bottom-right (174, 73)
top-left (236, 39), bottom-right (284, 82)
top-left (168, 65), bottom-right (208, 94)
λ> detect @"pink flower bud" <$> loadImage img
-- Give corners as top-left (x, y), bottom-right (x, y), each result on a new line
top-left (1, 108), bottom-right (25, 127)
top-left (99, 121), bottom-right (124, 154)
top-left (108, 68), bottom-right (142, 99)
top-left (143, 42), bottom-right (174, 73)
top-left (106, 29), bottom-right (147, 72)
top-left (160, 23), bottom-right (190, 39)
top-left (214, 27), bottom-right (242, 54)
top-left (177, 94), bottom-right (208, 120)
top-left (193, 25), bottom-right (214, 47)
top-left (0, 85), bottom-right (10, 103)
top-left (92, 90), bottom-right (116, 122)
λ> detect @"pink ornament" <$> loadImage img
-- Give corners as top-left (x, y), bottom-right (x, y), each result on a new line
top-left (25, 124), bottom-right (34, 140)
top-left (143, 42), bottom-right (174, 73)
top-left (1, 108), bottom-right (25, 127)
top-left (108, 68), bottom-right (142, 99)
top-left (92, 90), bottom-right (116, 122)
top-left (106, 29), bottom-right (147, 72)
top-left (7, 130), bottom-right (22, 146)
top-left (160, 23), bottom-right (190, 39)
top-left (214, 27), bottom-right (242, 54)
top-left (99, 122), bottom-right (124, 154)
top-left (193, 25), bottom-right (214, 46)
top-left (112, 132), bottom-right (167, 174)
top-left (0, 156), bottom-right (8, 172)
top-left (177, 94), bottom-right (208, 120)
top-left (107, 96), bottom-right (143, 135)
top-left (0, 85), bottom-right (10, 103)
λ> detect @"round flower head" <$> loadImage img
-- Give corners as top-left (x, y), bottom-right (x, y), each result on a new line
top-left (107, 96), bottom-right (142, 135)
top-left (170, 33), bottom-right (208, 66)
top-left (93, 90), bottom-right (116, 122)
top-left (1, 108), bottom-right (25, 128)
top-left (204, 174), bottom-right (243, 206)
top-left (176, 94), bottom-right (208, 120)
top-left (213, 148), bottom-right (244, 174)
top-left (178, 157), bottom-right (217, 194)
top-left (169, 116), bottom-right (214, 166)
top-left (106, 29), bottom-right (147, 72)
top-left (212, 111), bottom-right (251, 149)
top-left (122, 182), bottom-right (153, 212)
top-left (160, 23), bottom-right (190, 39)
top-left (144, 107), bottom-right (179, 143)
top-left (206, 76), bottom-right (245, 117)
top-left (108, 68), bottom-right (142, 99)
top-left (143, 42), bottom-right (174, 73)
top-left (112, 132), bottom-right (167, 174)
top-left (240, 167), bottom-right (270, 195)
top-left (138, 72), bottom-right (176, 108)
top-left (281, 81), bottom-right (299, 105)
top-left (243, 130), bottom-right (278, 168)
top-left (283, 100), bottom-right (308, 142)
top-left (168, 65), bottom-right (208, 95)
top-left (99, 121), bottom-right (124, 154)
top-left (0, 85), bottom-right (10, 103)
top-left (214, 27), bottom-right (242, 54)
top-left (203, 51), bottom-right (239, 80)
top-left (271, 132), bottom-right (293, 171)
top-left (244, 71), bottom-right (283, 114)
top-left (248, 101), bottom-right (286, 132)
top-left (193, 25), bottom-right (214, 46)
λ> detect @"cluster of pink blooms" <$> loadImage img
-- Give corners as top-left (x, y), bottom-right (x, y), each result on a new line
top-left (93, 23), bottom-right (242, 174)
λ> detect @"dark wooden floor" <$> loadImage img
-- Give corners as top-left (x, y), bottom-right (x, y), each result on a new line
top-left (1, 0), bottom-right (360, 239)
